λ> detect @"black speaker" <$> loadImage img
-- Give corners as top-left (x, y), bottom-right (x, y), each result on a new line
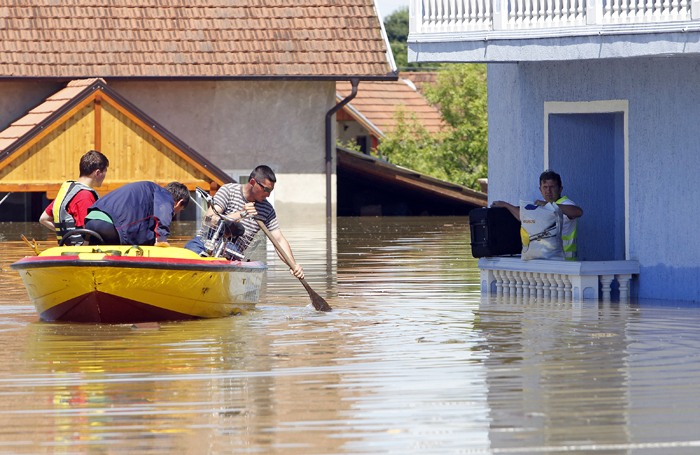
top-left (469, 207), bottom-right (522, 258)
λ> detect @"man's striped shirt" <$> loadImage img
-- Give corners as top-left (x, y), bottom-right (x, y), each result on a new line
top-left (210, 183), bottom-right (279, 253)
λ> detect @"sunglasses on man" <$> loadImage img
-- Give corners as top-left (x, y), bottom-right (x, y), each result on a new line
top-left (255, 181), bottom-right (273, 193)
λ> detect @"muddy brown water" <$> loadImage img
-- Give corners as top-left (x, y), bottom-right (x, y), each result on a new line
top-left (0, 218), bottom-right (699, 454)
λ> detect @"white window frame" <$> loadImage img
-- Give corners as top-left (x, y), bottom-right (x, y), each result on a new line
top-left (544, 100), bottom-right (630, 259)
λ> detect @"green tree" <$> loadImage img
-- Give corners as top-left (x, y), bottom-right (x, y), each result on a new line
top-left (377, 64), bottom-right (488, 190)
top-left (384, 7), bottom-right (438, 70)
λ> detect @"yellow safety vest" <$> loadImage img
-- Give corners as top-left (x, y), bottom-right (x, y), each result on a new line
top-left (556, 196), bottom-right (577, 261)
top-left (53, 180), bottom-right (99, 245)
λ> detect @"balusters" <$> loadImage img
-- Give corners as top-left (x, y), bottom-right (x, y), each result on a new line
top-left (654, 0), bottom-right (663, 20)
top-left (527, 272), bottom-right (537, 297)
top-left (640, 0), bottom-right (648, 18)
top-left (600, 275), bottom-right (614, 300)
top-left (613, 0), bottom-right (621, 21)
top-left (535, 272), bottom-right (545, 298)
top-left (619, 0), bottom-right (629, 22)
top-left (645, 0), bottom-right (654, 20)
top-left (516, 0), bottom-right (525, 26)
top-left (503, 272), bottom-right (514, 296)
top-left (412, 0), bottom-right (696, 32)
top-left (563, 275), bottom-right (572, 300)
top-left (576, 0), bottom-right (585, 23)
top-left (543, 0), bottom-right (552, 25)
top-left (447, 0), bottom-right (456, 30)
top-left (495, 270), bottom-right (505, 294)
top-left (484, 267), bottom-right (635, 302)
top-left (537, 0), bottom-right (546, 25)
top-left (670, 0), bottom-right (680, 19)
top-left (604, 0), bottom-right (613, 20)
top-left (427, 0), bottom-right (436, 30)
top-left (514, 272), bottom-right (524, 295)
top-left (524, 0), bottom-right (533, 25)
top-left (483, 0), bottom-right (491, 27)
top-left (553, 0), bottom-right (562, 25)
top-left (562, 0), bottom-right (570, 23)
top-left (456, 0), bottom-right (465, 29)
top-left (436, 0), bottom-right (445, 31)
top-left (550, 274), bottom-right (563, 300)
top-left (616, 274), bottom-right (632, 300)
top-left (661, 0), bottom-right (671, 18)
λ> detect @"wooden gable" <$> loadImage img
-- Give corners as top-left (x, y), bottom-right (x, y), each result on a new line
top-left (0, 79), bottom-right (233, 198)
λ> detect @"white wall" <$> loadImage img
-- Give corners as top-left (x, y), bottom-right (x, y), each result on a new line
top-left (109, 80), bottom-right (336, 221)
top-left (0, 81), bottom-right (64, 132)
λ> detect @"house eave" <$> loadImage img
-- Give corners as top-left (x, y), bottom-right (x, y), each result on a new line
top-left (0, 74), bottom-right (400, 83)
top-left (408, 25), bottom-right (700, 63)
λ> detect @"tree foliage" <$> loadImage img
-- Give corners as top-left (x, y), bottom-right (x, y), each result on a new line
top-left (377, 64), bottom-right (488, 190)
top-left (383, 7), bottom-right (438, 70)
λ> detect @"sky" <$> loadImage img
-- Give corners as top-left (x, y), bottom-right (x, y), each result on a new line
top-left (374, 0), bottom-right (408, 19)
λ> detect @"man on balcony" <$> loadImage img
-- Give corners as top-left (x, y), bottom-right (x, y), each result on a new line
top-left (491, 170), bottom-right (583, 260)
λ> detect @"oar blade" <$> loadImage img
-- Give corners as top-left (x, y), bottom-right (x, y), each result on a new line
top-left (300, 278), bottom-right (332, 312)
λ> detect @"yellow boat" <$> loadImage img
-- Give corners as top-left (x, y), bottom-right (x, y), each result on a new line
top-left (10, 244), bottom-right (267, 323)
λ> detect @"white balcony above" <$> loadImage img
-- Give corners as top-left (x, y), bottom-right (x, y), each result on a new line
top-left (408, 0), bottom-right (700, 61)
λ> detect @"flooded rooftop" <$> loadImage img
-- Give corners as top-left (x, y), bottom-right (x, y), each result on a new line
top-left (0, 217), bottom-right (699, 453)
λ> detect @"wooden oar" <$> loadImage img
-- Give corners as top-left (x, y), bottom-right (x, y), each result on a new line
top-left (21, 235), bottom-right (40, 256)
top-left (254, 219), bottom-right (332, 312)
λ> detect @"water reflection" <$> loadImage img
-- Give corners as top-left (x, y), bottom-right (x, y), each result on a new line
top-left (0, 219), bottom-right (699, 453)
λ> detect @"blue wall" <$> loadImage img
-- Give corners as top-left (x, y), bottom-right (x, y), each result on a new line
top-left (549, 113), bottom-right (625, 261)
top-left (488, 57), bottom-right (700, 301)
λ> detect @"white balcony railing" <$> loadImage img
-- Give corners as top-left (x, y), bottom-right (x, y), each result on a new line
top-left (411, 0), bottom-right (700, 34)
top-left (479, 257), bottom-right (640, 301)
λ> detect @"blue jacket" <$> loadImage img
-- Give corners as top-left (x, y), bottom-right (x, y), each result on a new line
top-left (88, 181), bottom-right (175, 245)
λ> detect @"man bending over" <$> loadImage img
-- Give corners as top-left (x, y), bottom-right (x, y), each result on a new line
top-left (84, 181), bottom-right (189, 246)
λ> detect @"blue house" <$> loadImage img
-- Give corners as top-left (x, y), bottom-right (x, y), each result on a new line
top-left (408, 0), bottom-right (700, 302)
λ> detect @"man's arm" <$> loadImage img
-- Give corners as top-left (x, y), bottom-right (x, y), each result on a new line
top-left (270, 228), bottom-right (304, 279)
top-left (491, 201), bottom-right (520, 221)
top-left (537, 200), bottom-right (583, 219)
top-left (558, 204), bottom-right (583, 220)
top-left (153, 191), bottom-right (176, 245)
top-left (39, 210), bottom-right (55, 230)
top-left (39, 200), bottom-right (56, 230)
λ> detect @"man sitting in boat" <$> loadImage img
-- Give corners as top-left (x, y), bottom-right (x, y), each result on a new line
top-left (83, 181), bottom-right (190, 247)
top-left (185, 165), bottom-right (305, 279)
top-left (39, 150), bottom-right (109, 246)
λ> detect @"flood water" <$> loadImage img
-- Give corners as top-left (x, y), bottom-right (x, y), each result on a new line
top-left (0, 217), bottom-right (699, 454)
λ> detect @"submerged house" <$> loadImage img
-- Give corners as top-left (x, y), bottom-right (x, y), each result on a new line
top-left (336, 78), bottom-right (445, 154)
top-left (0, 0), bottom-right (397, 223)
top-left (0, 78), bottom-right (235, 222)
top-left (335, 78), bottom-right (486, 215)
top-left (408, 0), bottom-right (700, 301)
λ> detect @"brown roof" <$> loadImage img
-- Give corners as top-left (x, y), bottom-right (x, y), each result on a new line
top-left (399, 71), bottom-right (439, 94)
top-left (337, 79), bottom-right (445, 136)
top-left (337, 146), bottom-right (486, 208)
top-left (0, 0), bottom-right (394, 79)
top-left (0, 79), bottom-right (101, 153)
